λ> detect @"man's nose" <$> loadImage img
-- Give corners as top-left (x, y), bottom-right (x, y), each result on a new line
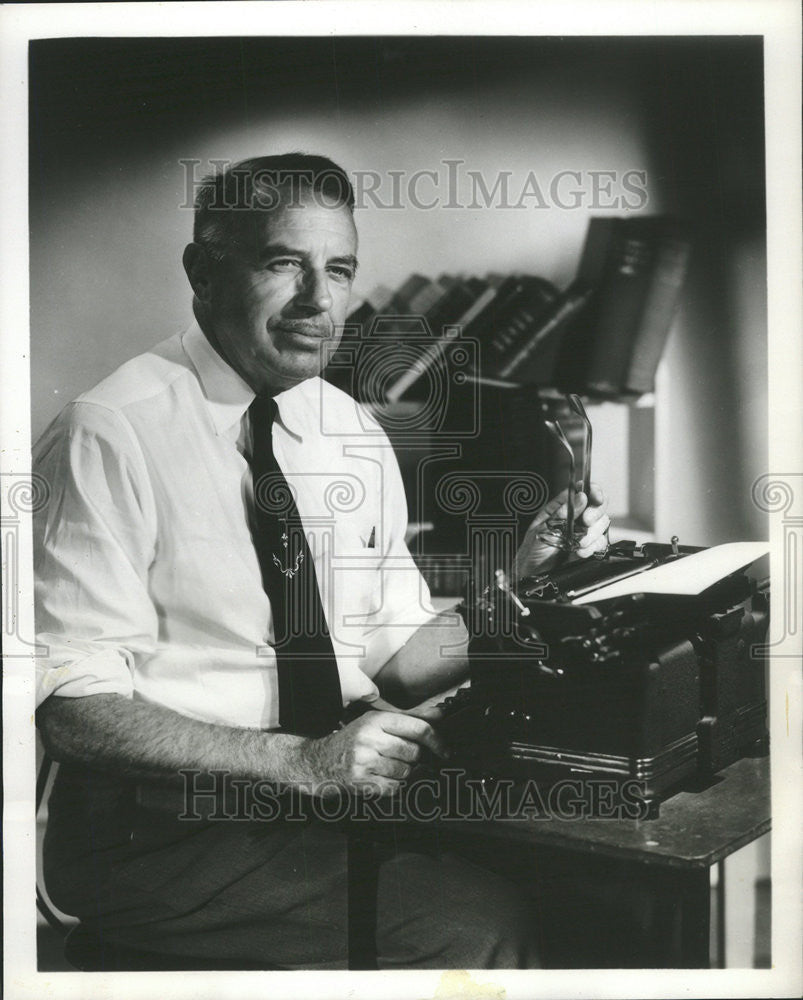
top-left (294, 268), bottom-right (333, 313)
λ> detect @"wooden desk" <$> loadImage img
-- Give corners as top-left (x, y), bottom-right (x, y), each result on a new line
top-left (449, 756), bottom-right (770, 868)
top-left (443, 756), bottom-right (771, 967)
top-left (348, 756), bottom-right (770, 969)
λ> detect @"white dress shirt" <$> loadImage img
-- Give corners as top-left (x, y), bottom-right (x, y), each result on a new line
top-left (33, 322), bottom-right (438, 729)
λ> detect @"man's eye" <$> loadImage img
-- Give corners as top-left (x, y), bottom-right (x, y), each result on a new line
top-left (268, 258), bottom-right (302, 273)
top-left (327, 265), bottom-right (354, 282)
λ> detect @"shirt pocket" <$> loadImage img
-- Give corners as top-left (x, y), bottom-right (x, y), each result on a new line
top-left (328, 524), bottom-right (385, 631)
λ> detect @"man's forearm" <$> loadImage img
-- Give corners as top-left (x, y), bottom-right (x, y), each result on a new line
top-left (373, 612), bottom-right (469, 709)
top-left (36, 693), bottom-right (315, 786)
top-left (37, 691), bottom-right (447, 799)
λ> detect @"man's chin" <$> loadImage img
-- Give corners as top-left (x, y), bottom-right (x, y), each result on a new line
top-left (261, 355), bottom-right (328, 393)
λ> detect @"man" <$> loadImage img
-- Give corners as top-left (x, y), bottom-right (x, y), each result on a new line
top-left (34, 154), bottom-right (610, 970)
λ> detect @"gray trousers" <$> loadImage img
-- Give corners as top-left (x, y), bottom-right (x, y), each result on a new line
top-left (44, 764), bottom-right (542, 970)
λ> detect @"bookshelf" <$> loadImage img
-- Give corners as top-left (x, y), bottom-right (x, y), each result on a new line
top-left (324, 211), bottom-right (685, 593)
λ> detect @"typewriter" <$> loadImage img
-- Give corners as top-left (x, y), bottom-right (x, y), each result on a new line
top-left (437, 539), bottom-right (769, 817)
top-left (436, 399), bottom-right (769, 816)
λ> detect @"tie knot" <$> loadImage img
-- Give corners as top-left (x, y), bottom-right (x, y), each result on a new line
top-left (249, 394), bottom-right (278, 426)
top-left (248, 395), bottom-right (279, 465)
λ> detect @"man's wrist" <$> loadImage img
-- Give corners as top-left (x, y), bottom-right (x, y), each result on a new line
top-left (256, 730), bottom-right (318, 786)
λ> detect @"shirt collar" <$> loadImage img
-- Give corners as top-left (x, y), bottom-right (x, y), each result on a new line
top-left (181, 320), bottom-right (307, 440)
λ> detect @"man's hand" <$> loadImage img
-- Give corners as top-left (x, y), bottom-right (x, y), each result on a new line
top-left (303, 710), bottom-right (448, 798)
top-left (514, 482), bottom-right (611, 579)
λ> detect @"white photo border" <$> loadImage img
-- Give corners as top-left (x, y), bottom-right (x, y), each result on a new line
top-left (2, 3), bottom-right (801, 999)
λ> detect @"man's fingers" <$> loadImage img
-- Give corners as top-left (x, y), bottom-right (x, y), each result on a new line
top-left (527, 488), bottom-right (569, 528)
top-left (572, 491), bottom-right (589, 519)
top-left (578, 510), bottom-right (610, 543)
top-left (377, 712), bottom-right (448, 757)
top-left (377, 733), bottom-right (421, 764)
top-left (576, 515), bottom-right (611, 558)
top-left (587, 481), bottom-right (608, 509)
top-left (353, 776), bottom-right (402, 798)
top-left (581, 484), bottom-right (608, 526)
top-left (544, 487), bottom-right (569, 513)
top-left (547, 489), bottom-right (589, 522)
top-left (366, 755), bottom-right (412, 781)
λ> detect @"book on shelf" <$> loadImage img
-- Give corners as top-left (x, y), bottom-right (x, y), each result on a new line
top-left (424, 276), bottom-right (488, 333)
top-left (338, 271), bottom-right (565, 402)
top-left (455, 282), bottom-right (500, 330)
top-left (583, 216), bottom-right (666, 397)
top-left (385, 276), bottom-right (448, 338)
top-left (384, 278), bottom-right (491, 403)
top-left (622, 226), bottom-right (691, 395)
top-left (494, 281), bottom-right (594, 384)
top-left (479, 276), bottom-right (558, 379)
top-left (550, 216), bottom-right (618, 391)
top-left (463, 275), bottom-right (530, 350)
top-left (388, 273), bottom-right (432, 313)
top-left (555, 215), bottom-right (690, 397)
top-left (326, 276), bottom-right (444, 396)
top-left (407, 275), bottom-right (451, 318)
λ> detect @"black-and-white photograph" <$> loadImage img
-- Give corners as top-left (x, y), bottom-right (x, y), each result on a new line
top-left (2, 3), bottom-right (801, 999)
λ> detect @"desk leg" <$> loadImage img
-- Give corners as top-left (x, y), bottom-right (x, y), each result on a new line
top-left (347, 828), bottom-right (378, 970)
top-left (715, 859), bottom-right (726, 968)
top-left (678, 868), bottom-right (711, 968)
top-left (650, 866), bottom-right (711, 968)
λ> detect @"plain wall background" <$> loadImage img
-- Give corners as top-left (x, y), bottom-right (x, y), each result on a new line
top-left (29, 35), bottom-right (767, 544)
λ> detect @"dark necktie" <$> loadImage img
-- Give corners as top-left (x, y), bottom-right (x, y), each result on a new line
top-left (248, 395), bottom-right (343, 737)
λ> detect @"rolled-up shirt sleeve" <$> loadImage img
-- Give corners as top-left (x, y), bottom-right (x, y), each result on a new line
top-left (34, 402), bottom-right (159, 706)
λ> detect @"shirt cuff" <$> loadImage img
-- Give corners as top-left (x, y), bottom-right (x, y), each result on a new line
top-left (36, 649), bottom-right (135, 706)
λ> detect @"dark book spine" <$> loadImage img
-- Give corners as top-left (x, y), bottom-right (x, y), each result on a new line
top-left (457, 282), bottom-right (499, 330)
top-left (585, 218), bottom-right (660, 397)
top-left (378, 278), bottom-right (443, 338)
top-left (384, 281), bottom-right (490, 403)
top-left (408, 278), bottom-right (448, 318)
top-left (553, 218), bottom-right (617, 391)
top-left (390, 273), bottom-right (432, 313)
top-left (575, 217), bottom-right (619, 285)
top-left (425, 279), bottom-right (488, 335)
top-left (497, 283), bottom-right (594, 383)
top-left (482, 278), bottom-right (558, 378)
top-left (623, 233), bottom-right (691, 395)
top-left (465, 276), bottom-right (530, 357)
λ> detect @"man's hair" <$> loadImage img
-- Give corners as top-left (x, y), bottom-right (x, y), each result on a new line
top-left (193, 153), bottom-right (355, 261)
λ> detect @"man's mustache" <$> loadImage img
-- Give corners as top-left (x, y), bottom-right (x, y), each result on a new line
top-left (272, 320), bottom-right (335, 338)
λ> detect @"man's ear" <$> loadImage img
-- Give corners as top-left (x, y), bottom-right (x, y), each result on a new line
top-left (182, 243), bottom-right (213, 304)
